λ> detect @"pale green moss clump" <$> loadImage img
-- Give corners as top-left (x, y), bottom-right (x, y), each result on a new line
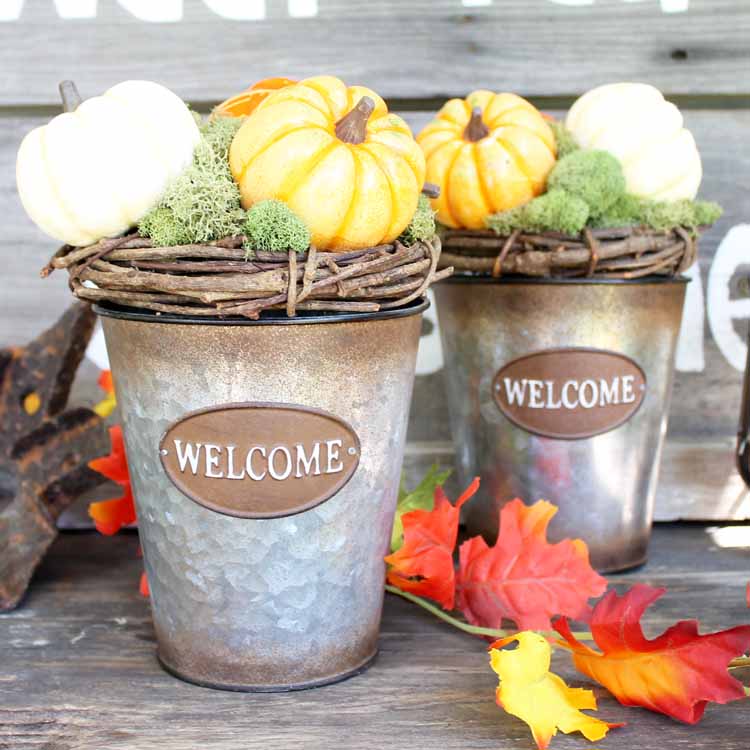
top-left (547, 150), bottom-right (626, 217)
top-left (139, 117), bottom-right (246, 246)
top-left (594, 196), bottom-right (723, 231)
top-left (549, 120), bottom-right (580, 159)
top-left (138, 206), bottom-right (191, 246)
top-left (200, 116), bottom-right (244, 168)
top-left (243, 199), bottom-right (311, 254)
top-left (520, 189), bottom-right (590, 235)
top-left (487, 189), bottom-right (590, 236)
top-left (399, 194), bottom-right (436, 245)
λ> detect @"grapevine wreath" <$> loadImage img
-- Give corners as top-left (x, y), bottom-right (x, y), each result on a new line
top-left (25, 76), bottom-right (450, 318)
top-left (417, 83), bottom-right (721, 279)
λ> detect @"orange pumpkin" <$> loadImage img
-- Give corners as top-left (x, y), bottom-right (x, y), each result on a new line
top-left (417, 91), bottom-right (557, 229)
top-left (229, 76), bottom-right (425, 251)
top-left (212, 77), bottom-right (296, 118)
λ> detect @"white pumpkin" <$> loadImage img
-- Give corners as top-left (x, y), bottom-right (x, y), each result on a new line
top-left (566, 83), bottom-right (702, 201)
top-left (16, 80), bottom-right (200, 247)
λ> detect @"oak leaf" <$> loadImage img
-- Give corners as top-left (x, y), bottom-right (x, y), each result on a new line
top-left (456, 499), bottom-right (607, 630)
top-left (554, 584), bottom-right (750, 723)
top-left (385, 478), bottom-right (479, 610)
top-left (490, 631), bottom-right (622, 749)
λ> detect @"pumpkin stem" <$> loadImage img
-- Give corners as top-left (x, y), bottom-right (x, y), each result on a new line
top-left (422, 182), bottom-right (441, 199)
top-left (463, 106), bottom-right (489, 142)
top-left (335, 96), bottom-right (375, 144)
top-left (59, 80), bottom-right (82, 113)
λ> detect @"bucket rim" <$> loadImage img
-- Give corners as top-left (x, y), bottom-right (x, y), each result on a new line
top-left (94, 297), bottom-right (429, 326)
top-left (437, 274), bottom-right (690, 286)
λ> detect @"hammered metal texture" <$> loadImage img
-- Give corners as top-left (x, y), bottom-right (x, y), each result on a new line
top-left (100, 309), bottom-right (423, 690)
top-left (435, 279), bottom-right (686, 572)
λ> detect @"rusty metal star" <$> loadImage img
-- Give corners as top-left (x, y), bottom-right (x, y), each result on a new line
top-left (0, 302), bottom-right (108, 610)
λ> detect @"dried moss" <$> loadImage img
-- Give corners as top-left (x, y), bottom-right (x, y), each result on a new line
top-left (138, 118), bottom-right (246, 246)
top-left (486, 146), bottom-right (721, 237)
top-left (243, 200), bottom-right (311, 254)
top-left (200, 116), bottom-right (244, 168)
top-left (547, 150), bottom-right (626, 217)
top-left (138, 207), bottom-right (191, 247)
top-left (594, 195), bottom-right (723, 232)
top-left (486, 189), bottom-right (589, 236)
top-left (399, 194), bottom-right (436, 245)
top-left (522, 189), bottom-right (590, 235)
top-left (549, 120), bottom-right (580, 159)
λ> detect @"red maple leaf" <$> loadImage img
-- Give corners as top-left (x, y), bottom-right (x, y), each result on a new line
top-left (554, 584), bottom-right (750, 723)
top-left (385, 478), bottom-right (480, 610)
top-left (88, 425), bottom-right (136, 536)
top-left (456, 499), bottom-right (607, 630)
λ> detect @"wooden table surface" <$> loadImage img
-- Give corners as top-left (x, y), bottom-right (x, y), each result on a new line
top-left (1, 526), bottom-right (748, 750)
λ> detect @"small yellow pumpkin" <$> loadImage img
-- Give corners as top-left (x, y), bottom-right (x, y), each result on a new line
top-left (417, 92), bottom-right (557, 229)
top-left (229, 75), bottom-right (425, 251)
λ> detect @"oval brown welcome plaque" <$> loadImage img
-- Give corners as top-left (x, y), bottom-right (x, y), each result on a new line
top-left (159, 403), bottom-right (361, 519)
top-left (492, 348), bottom-right (646, 440)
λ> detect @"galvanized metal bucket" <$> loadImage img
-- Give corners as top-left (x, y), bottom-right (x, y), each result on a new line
top-left (96, 300), bottom-right (427, 691)
top-left (434, 278), bottom-right (687, 572)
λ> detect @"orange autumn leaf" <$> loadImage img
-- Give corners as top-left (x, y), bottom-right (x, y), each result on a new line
top-left (88, 425), bottom-right (136, 536)
top-left (456, 499), bottom-right (607, 630)
top-left (98, 369), bottom-right (114, 394)
top-left (385, 478), bottom-right (480, 610)
top-left (554, 584), bottom-right (750, 723)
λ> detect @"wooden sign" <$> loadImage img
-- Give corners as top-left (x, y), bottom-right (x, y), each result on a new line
top-left (159, 403), bottom-right (360, 519)
top-left (492, 348), bottom-right (647, 440)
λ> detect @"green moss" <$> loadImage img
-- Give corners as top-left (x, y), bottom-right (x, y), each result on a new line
top-left (486, 144), bottom-right (722, 237)
top-left (138, 207), bottom-right (191, 247)
top-left (593, 195), bottom-right (723, 232)
top-left (641, 199), bottom-right (723, 231)
top-left (200, 116), bottom-right (244, 168)
top-left (485, 207), bottom-right (524, 236)
top-left (139, 121), bottom-right (246, 246)
top-left (547, 150), bottom-right (626, 217)
top-left (549, 120), bottom-right (579, 159)
top-left (243, 199), bottom-right (311, 254)
top-left (590, 193), bottom-right (644, 228)
top-left (399, 194), bottom-right (436, 245)
top-left (523, 189), bottom-right (590, 234)
top-left (486, 189), bottom-right (589, 236)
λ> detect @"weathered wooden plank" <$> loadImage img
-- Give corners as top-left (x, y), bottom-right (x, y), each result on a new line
top-left (0, 530), bottom-right (748, 750)
top-left (0, 0), bottom-right (749, 105)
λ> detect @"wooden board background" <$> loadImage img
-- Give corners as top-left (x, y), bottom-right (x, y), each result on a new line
top-left (1, 0), bottom-right (749, 521)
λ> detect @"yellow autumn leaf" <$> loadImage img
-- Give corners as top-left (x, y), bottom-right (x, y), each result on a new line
top-left (93, 369), bottom-right (117, 418)
top-left (490, 632), bottom-right (622, 750)
top-left (93, 391), bottom-right (117, 418)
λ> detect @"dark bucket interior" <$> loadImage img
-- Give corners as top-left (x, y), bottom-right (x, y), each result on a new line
top-left (94, 297), bottom-right (429, 326)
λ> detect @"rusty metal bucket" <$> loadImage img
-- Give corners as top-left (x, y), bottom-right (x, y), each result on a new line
top-left (96, 300), bottom-right (427, 691)
top-left (434, 278), bottom-right (687, 572)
